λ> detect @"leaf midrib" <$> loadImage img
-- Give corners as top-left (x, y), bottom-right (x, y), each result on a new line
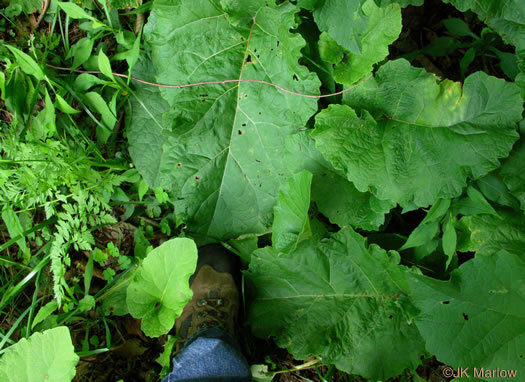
top-left (207, 13), bottom-right (259, 233)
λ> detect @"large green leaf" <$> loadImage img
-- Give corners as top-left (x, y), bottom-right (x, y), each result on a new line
top-left (126, 238), bottom-right (198, 337)
top-left (456, 209), bottom-right (525, 256)
top-left (285, 132), bottom-right (394, 230)
top-left (246, 227), bottom-right (425, 380)
top-left (272, 171), bottom-right (313, 254)
top-left (312, 59), bottom-right (522, 208)
top-left (0, 326), bottom-right (79, 382)
top-left (127, 0), bottom-right (319, 239)
top-left (410, 251), bottom-right (525, 378)
top-left (318, 0), bottom-right (402, 85)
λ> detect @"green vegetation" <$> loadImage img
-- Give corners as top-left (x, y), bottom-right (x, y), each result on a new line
top-left (0, 0), bottom-right (524, 381)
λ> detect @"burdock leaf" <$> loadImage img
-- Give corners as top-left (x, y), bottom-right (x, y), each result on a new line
top-left (410, 251), bottom-right (525, 376)
top-left (0, 327), bottom-right (79, 382)
top-left (127, 238), bottom-right (198, 337)
top-left (312, 59), bottom-right (522, 208)
top-left (127, 0), bottom-right (319, 239)
top-left (246, 227), bottom-right (425, 380)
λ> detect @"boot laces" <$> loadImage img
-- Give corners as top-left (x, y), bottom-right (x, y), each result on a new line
top-left (195, 296), bottom-right (229, 328)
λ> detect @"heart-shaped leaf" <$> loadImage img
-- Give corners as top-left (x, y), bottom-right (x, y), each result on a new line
top-left (126, 238), bottom-right (198, 337)
top-left (0, 326), bottom-right (79, 382)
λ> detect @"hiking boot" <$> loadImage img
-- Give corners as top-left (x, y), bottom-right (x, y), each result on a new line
top-left (173, 244), bottom-right (240, 352)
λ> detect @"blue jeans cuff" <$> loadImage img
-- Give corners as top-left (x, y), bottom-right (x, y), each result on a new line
top-left (163, 327), bottom-right (252, 382)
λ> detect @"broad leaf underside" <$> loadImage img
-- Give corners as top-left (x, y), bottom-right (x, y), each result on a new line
top-left (247, 228), bottom-right (425, 380)
top-left (128, 0), bottom-right (319, 239)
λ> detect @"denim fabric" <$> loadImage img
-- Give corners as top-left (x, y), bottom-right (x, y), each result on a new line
top-left (163, 327), bottom-right (252, 382)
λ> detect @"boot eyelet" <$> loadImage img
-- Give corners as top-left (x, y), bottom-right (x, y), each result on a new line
top-left (197, 299), bottom-right (207, 307)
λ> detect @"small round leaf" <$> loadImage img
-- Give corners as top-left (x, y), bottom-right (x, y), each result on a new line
top-left (126, 238), bottom-right (198, 337)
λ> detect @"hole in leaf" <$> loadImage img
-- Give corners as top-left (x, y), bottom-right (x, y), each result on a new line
top-left (238, 130), bottom-right (243, 136)
top-left (442, 300), bottom-right (450, 304)
top-left (177, 163), bottom-right (183, 168)
top-left (462, 313), bottom-right (469, 321)
top-left (277, 40), bottom-right (280, 47)
top-left (388, 315), bottom-right (393, 319)
top-left (293, 74), bottom-right (299, 81)
top-left (195, 176), bottom-right (200, 181)
top-left (242, 123), bottom-right (246, 127)
top-left (245, 55), bottom-right (253, 64)
top-left (154, 302), bottom-right (161, 310)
